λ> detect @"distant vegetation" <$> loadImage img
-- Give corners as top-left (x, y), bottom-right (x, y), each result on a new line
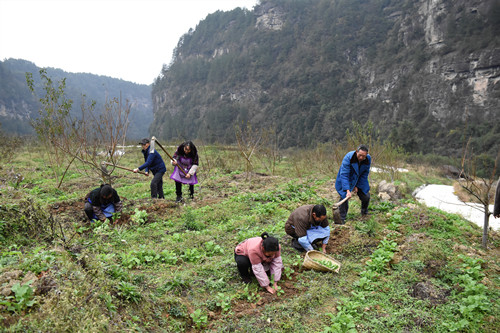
top-left (0, 59), bottom-right (153, 139)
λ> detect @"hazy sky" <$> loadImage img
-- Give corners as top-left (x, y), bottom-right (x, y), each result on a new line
top-left (0, 0), bottom-right (259, 85)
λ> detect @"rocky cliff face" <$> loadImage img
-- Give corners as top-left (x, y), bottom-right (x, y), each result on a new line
top-left (359, 0), bottom-right (500, 121)
top-left (152, 0), bottom-right (500, 155)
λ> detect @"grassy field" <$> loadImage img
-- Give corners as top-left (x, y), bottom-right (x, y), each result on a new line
top-left (0, 143), bottom-right (498, 332)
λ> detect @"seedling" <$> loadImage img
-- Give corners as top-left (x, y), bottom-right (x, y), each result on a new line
top-left (0, 281), bottom-right (36, 313)
top-left (131, 208), bottom-right (148, 224)
top-left (283, 266), bottom-right (295, 280)
top-left (240, 284), bottom-right (261, 303)
top-left (204, 241), bottom-right (224, 256)
top-left (215, 292), bottom-right (233, 313)
top-left (190, 308), bottom-right (208, 329)
top-left (116, 281), bottom-right (141, 303)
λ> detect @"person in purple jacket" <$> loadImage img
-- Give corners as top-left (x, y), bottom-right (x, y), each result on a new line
top-left (133, 138), bottom-right (167, 199)
top-left (170, 141), bottom-right (199, 203)
top-left (335, 145), bottom-right (371, 224)
top-left (234, 232), bottom-right (284, 294)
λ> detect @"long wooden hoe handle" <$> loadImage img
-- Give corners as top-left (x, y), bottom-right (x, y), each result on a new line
top-left (102, 162), bottom-right (148, 175)
top-left (153, 138), bottom-right (188, 176)
top-left (333, 196), bottom-right (350, 209)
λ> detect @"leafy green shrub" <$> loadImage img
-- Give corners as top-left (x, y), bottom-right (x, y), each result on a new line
top-left (371, 201), bottom-right (395, 212)
top-left (0, 281), bottom-right (36, 313)
top-left (136, 247), bottom-right (161, 264)
top-left (354, 217), bottom-right (378, 236)
top-left (167, 300), bottom-right (188, 318)
top-left (283, 266), bottom-right (295, 280)
top-left (442, 255), bottom-right (491, 331)
top-left (0, 199), bottom-right (57, 244)
top-left (323, 311), bottom-right (356, 333)
top-left (131, 208), bottom-right (148, 224)
top-left (107, 265), bottom-right (130, 281)
top-left (365, 239), bottom-right (398, 273)
top-left (181, 248), bottom-right (204, 263)
top-left (121, 253), bottom-right (141, 269)
top-left (116, 281), bottom-right (141, 303)
top-left (183, 208), bottom-right (205, 231)
top-left (159, 250), bottom-right (178, 265)
top-left (20, 248), bottom-right (58, 275)
top-left (204, 241), bottom-right (224, 256)
top-left (238, 284), bottom-right (261, 303)
top-left (100, 293), bottom-right (117, 313)
top-left (0, 245), bottom-right (22, 268)
top-left (0, 219), bottom-right (6, 242)
top-left (162, 275), bottom-right (190, 295)
top-left (190, 308), bottom-right (208, 329)
top-left (215, 292), bottom-right (233, 313)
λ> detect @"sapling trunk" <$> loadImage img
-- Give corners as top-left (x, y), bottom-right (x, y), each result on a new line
top-left (482, 204), bottom-right (489, 249)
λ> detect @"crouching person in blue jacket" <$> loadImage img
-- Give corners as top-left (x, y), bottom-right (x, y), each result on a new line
top-left (84, 184), bottom-right (123, 222)
top-left (285, 204), bottom-right (329, 253)
top-left (335, 145), bottom-right (371, 224)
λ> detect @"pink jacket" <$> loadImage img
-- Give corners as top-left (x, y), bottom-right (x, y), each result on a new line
top-left (235, 237), bottom-right (283, 286)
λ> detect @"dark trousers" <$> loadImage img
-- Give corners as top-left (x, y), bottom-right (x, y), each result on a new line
top-left (84, 202), bottom-right (94, 220)
top-left (151, 172), bottom-right (165, 199)
top-left (175, 181), bottom-right (194, 198)
top-left (234, 253), bottom-right (253, 279)
top-left (339, 189), bottom-right (370, 221)
top-left (284, 223), bottom-right (298, 239)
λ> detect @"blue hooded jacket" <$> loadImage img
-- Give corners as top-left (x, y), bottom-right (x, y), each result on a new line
top-left (139, 148), bottom-right (166, 174)
top-left (335, 150), bottom-right (371, 199)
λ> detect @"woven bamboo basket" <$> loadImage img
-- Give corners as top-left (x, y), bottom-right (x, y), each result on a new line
top-left (303, 250), bottom-right (341, 273)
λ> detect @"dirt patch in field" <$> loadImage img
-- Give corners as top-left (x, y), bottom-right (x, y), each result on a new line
top-left (325, 226), bottom-right (351, 254)
top-left (410, 212), bottom-right (433, 229)
top-left (410, 281), bottom-right (450, 305)
top-left (51, 201), bottom-right (84, 214)
top-left (230, 273), bottom-right (303, 319)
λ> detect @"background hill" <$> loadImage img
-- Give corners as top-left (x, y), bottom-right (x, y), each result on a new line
top-left (0, 58), bottom-right (153, 139)
top-left (152, 0), bottom-right (500, 159)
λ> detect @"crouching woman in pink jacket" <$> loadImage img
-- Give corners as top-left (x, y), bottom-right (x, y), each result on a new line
top-left (234, 232), bottom-right (284, 294)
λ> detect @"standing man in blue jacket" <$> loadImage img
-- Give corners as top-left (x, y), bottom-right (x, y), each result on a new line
top-left (133, 138), bottom-right (167, 199)
top-left (335, 145), bottom-right (371, 224)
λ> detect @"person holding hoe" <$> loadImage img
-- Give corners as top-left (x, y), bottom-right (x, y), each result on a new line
top-left (170, 141), bottom-right (199, 203)
top-left (84, 184), bottom-right (123, 222)
top-left (234, 232), bottom-right (283, 294)
top-left (133, 138), bottom-right (167, 199)
top-left (335, 145), bottom-right (371, 224)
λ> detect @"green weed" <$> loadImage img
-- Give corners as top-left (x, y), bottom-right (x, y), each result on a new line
top-left (190, 308), bottom-right (208, 329)
top-left (100, 293), bottom-right (117, 313)
top-left (238, 284), bottom-right (262, 304)
top-left (204, 241), bottom-right (224, 256)
top-left (0, 281), bottom-right (36, 313)
top-left (215, 292), bottom-right (233, 313)
top-left (183, 208), bottom-right (205, 231)
top-left (181, 248), bottom-right (204, 263)
top-left (354, 217), bottom-right (378, 236)
top-left (116, 281), bottom-right (141, 304)
top-left (159, 250), bottom-right (178, 265)
top-left (131, 208), bottom-right (148, 224)
top-left (162, 275), bottom-right (190, 295)
top-left (365, 239), bottom-right (398, 273)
